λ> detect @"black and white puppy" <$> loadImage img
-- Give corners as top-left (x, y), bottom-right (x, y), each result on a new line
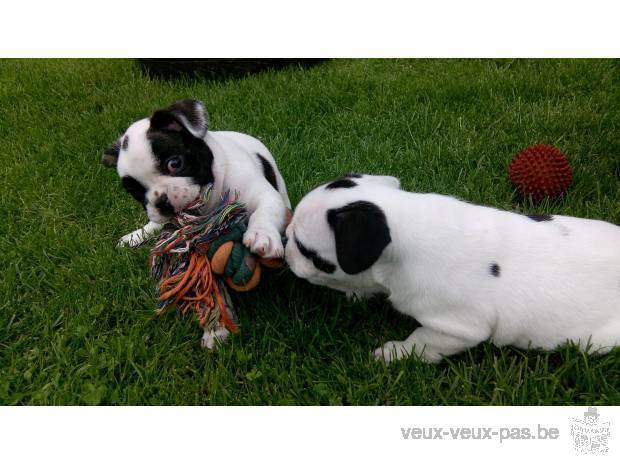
top-left (285, 173), bottom-right (620, 363)
top-left (102, 99), bottom-right (291, 347)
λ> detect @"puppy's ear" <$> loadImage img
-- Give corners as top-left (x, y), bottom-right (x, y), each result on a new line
top-left (101, 139), bottom-right (120, 168)
top-left (150, 99), bottom-right (208, 139)
top-left (326, 201), bottom-right (391, 275)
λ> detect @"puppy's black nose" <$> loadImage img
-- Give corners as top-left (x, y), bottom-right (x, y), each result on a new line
top-left (154, 193), bottom-right (175, 216)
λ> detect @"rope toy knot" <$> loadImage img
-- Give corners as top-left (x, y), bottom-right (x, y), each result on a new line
top-left (147, 186), bottom-right (284, 333)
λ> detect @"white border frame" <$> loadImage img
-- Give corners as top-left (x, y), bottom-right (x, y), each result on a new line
top-left (0, 406), bottom-right (618, 462)
top-left (1, 1), bottom-right (619, 57)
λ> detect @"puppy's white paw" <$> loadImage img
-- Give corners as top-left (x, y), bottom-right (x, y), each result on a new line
top-left (117, 230), bottom-right (147, 248)
top-left (374, 340), bottom-right (442, 364)
top-left (345, 290), bottom-right (372, 302)
top-left (201, 327), bottom-right (230, 350)
top-left (373, 340), bottom-right (411, 364)
top-left (243, 227), bottom-right (284, 258)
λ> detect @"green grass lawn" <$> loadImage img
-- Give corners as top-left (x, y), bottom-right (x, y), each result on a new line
top-left (1, 59), bottom-right (619, 405)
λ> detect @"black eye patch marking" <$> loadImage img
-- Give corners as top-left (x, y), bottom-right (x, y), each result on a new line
top-left (344, 172), bottom-right (363, 178)
top-left (490, 263), bottom-right (501, 277)
top-left (147, 130), bottom-right (214, 187)
top-left (256, 153), bottom-right (279, 192)
top-left (325, 178), bottom-right (358, 189)
top-left (122, 135), bottom-right (129, 150)
top-left (527, 214), bottom-right (553, 222)
top-left (294, 235), bottom-right (336, 274)
top-left (121, 176), bottom-right (147, 209)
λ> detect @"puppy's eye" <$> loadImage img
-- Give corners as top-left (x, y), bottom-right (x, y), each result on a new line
top-left (166, 156), bottom-right (184, 174)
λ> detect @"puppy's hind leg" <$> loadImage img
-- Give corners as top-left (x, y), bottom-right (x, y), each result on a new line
top-left (374, 327), bottom-right (481, 364)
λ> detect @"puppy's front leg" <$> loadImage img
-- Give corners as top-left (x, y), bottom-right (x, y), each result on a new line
top-left (374, 327), bottom-right (481, 364)
top-left (243, 190), bottom-right (287, 258)
top-left (201, 325), bottom-right (230, 350)
top-left (117, 221), bottom-right (164, 248)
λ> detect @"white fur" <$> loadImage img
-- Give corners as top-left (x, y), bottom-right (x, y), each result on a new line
top-left (286, 174), bottom-right (620, 363)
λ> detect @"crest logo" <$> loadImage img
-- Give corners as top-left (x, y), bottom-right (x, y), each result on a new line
top-left (570, 407), bottom-right (611, 455)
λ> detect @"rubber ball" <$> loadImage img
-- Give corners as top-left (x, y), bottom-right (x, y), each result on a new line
top-left (508, 144), bottom-right (572, 202)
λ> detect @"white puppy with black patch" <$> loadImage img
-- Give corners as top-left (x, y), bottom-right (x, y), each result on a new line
top-left (285, 173), bottom-right (620, 363)
top-left (102, 99), bottom-right (291, 348)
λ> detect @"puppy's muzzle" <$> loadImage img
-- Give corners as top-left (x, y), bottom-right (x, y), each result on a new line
top-left (154, 193), bottom-right (175, 216)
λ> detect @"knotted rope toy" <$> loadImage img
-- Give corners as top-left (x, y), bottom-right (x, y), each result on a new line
top-left (146, 185), bottom-right (284, 334)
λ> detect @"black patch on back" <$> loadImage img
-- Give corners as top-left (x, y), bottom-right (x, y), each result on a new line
top-left (122, 135), bottom-right (129, 150)
top-left (121, 176), bottom-right (147, 209)
top-left (147, 127), bottom-right (214, 187)
top-left (490, 263), bottom-right (501, 277)
top-left (327, 201), bottom-right (391, 275)
top-left (325, 178), bottom-right (357, 189)
top-left (294, 236), bottom-right (336, 274)
top-left (344, 172), bottom-right (363, 178)
top-left (256, 153), bottom-right (279, 192)
top-left (527, 214), bottom-right (553, 222)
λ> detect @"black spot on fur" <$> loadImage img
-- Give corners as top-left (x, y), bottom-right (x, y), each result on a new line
top-left (154, 193), bottom-right (175, 216)
top-left (256, 153), bottom-right (278, 192)
top-left (327, 201), bottom-right (391, 275)
top-left (294, 236), bottom-right (336, 274)
top-left (527, 214), bottom-right (553, 222)
top-left (122, 135), bottom-right (129, 150)
top-left (121, 176), bottom-right (147, 209)
top-left (325, 178), bottom-right (357, 189)
top-left (490, 263), bottom-right (501, 277)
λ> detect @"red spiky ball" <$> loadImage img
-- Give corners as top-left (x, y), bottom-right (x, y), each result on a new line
top-left (508, 144), bottom-right (572, 202)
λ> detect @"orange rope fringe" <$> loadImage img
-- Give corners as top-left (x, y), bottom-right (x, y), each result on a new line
top-left (156, 252), bottom-right (239, 333)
